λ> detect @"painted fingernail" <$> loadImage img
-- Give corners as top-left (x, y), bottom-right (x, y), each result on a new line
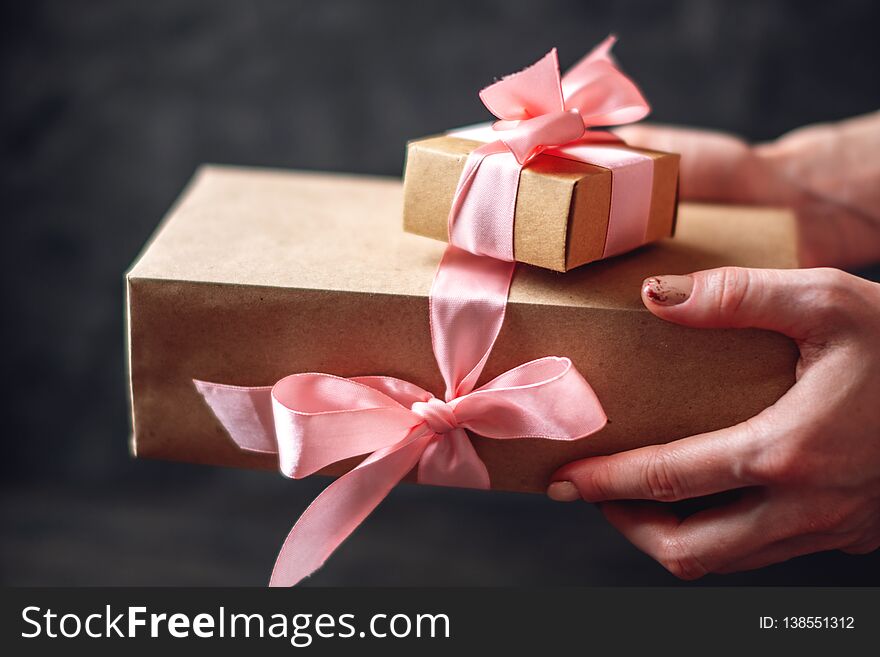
top-left (547, 480), bottom-right (581, 502)
top-left (642, 275), bottom-right (693, 306)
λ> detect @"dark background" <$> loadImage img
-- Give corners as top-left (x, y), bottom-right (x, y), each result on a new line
top-left (2, 0), bottom-right (879, 585)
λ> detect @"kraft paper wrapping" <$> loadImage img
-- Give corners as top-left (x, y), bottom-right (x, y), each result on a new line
top-left (126, 165), bottom-right (798, 493)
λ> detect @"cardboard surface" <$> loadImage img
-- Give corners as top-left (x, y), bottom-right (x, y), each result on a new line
top-left (127, 165), bottom-right (799, 493)
top-left (402, 136), bottom-right (680, 271)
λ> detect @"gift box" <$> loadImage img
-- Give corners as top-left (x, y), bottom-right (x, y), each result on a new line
top-left (401, 41), bottom-right (681, 272)
top-left (126, 165), bottom-right (799, 494)
top-left (403, 132), bottom-right (680, 272)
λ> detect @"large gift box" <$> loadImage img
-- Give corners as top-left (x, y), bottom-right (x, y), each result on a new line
top-left (126, 165), bottom-right (798, 494)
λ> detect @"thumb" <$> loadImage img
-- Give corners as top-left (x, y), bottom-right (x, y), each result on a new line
top-left (640, 267), bottom-right (844, 340)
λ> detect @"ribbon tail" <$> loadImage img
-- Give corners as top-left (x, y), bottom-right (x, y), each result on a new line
top-left (268, 430), bottom-right (431, 587)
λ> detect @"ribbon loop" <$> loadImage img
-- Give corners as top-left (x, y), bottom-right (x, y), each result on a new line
top-left (478, 48), bottom-right (565, 121)
top-left (562, 35), bottom-right (650, 126)
top-left (268, 373), bottom-right (418, 479)
top-left (455, 357), bottom-right (606, 440)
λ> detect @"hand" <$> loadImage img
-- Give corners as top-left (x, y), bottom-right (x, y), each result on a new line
top-left (615, 112), bottom-right (880, 268)
top-left (547, 266), bottom-right (880, 579)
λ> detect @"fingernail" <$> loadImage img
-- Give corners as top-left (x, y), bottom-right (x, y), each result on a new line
top-left (547, 480), bottom-right (581, 502)
top-left (642, 275), bottom-right (693, 306)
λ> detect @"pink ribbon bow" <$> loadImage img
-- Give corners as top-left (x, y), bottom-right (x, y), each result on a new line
top-left (480, 36), bottom-right (649, 166)
top-left (194, 37), bottom-right (654, 585)
top-left (195, 354), bottom-right (604, 586)
top-left (449, 35), bottom-right (654, 261)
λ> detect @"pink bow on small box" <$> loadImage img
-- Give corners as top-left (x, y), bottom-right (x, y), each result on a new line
top-left (195, 36), bottom-right (654, 586)
top-left (479, 36), bottom-right (649, 165)
top-left (413, 35), bottom-right (666, 267)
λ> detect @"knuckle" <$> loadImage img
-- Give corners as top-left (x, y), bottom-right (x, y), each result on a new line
top-left (746, 435), bottom-right (813, 485)
top-left (643, 449), bottom-right (685, 502)
top-left (731, 417), bottom-right (772, 482)
top-left (813, 267), bottom-right (851, 289)
top-left (658, 537), bottom-right (710, 580)
top-left (746, 447), bottom-right (793, 484)
top-left (804, 268), bottom-right (858, 318)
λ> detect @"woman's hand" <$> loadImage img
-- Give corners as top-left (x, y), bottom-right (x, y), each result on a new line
top-left (548, 266), bottom-right (880, 579)
top-left (615, 112), bottom-right (880, 268)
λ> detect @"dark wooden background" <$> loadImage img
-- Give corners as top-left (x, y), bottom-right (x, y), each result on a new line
top-left (2, 0), bottom-right (879, 584)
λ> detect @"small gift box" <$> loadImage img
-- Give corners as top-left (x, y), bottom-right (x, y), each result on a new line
top-left (126, 165), bottom-right (798, 493)
top-left (402, 38), bottom-right (680, 272)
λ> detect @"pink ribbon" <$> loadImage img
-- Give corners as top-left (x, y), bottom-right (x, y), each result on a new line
top-left (196, 353), bottom-right (605, 586)
top-left (449, 36), bottom-right (655, 260)
top-left (194, 243), bottom-right (607, 586)
top-left (194, 36), bottom-right (655, 586)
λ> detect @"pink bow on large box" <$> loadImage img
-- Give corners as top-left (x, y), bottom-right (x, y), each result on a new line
top-left (196, 356), bottom-right (604, 587)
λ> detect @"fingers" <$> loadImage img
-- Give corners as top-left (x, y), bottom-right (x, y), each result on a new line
top-left (598, 486), bottom-right (868, 579)
top-left (599, 493), bottom-right (807, 580)
top-left (551, 421), bottom-right (763, 503)
top-left (599, 498), bottom-right (760, 580)
top-left (613, 123), bottom-right (758, 203)
top-left (753, 111), bottom-right (880, 222)
top-left (751, 111), bottom-right (880, 268)
top-left (640, 266), bottom-right (857, 340)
